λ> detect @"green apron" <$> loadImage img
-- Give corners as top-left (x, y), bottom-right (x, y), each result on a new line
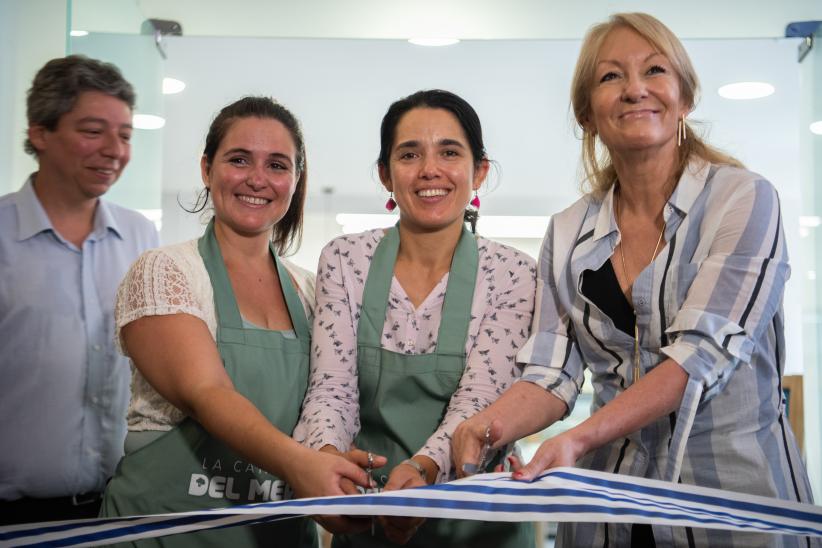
top-left (334, 226), bottom-right (533, 548)
top-left (100, 220), bottom-right (317, 548)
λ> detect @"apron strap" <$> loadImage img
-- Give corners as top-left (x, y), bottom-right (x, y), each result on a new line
top-left (199, 219), bottom-right (244, 331)
top-left (198, 219), bottom-right (311, 343)
top-left (357, 225), bottom-right (478, 355)
top-left (273, 247), bottom-right (311, 342)
top-left (358, 226), bottom-right (400, 348)
top-left (436, 227), bottom-right (478, 355)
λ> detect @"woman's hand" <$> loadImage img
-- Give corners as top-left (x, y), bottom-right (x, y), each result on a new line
top-left (377, 461), bottom-right (429, 544)
top-left (309, 445), bottom-right (387, 535)
top-left (508, 430), bottom-right (586, 482)
top-left (452, 418), bottom-right (504, 478)
top-left (285, 445), bottom-right (374, 499)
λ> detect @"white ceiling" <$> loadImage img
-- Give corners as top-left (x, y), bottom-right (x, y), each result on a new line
top-left (72, 0), bottom-right (822, 40)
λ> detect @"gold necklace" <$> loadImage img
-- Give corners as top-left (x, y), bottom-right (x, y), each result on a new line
top-left (614, 187), bottom-right (666, 385)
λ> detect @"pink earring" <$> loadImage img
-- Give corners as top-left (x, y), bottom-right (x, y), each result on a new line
top-left (385, 192), bottom-right (397, 212)
top-left (470, 192), bottom-right (480, 209)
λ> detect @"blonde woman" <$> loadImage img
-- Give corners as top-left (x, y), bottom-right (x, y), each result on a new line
top-left (454, 13), bottom-right (815, 548)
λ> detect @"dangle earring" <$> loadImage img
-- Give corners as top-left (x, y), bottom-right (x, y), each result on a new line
top-left (385, 192), bottom-right (397, 212)
top-left (470, 191), bottom-right (480, 209)
top-left (677, 114), bottom-right (687, 147)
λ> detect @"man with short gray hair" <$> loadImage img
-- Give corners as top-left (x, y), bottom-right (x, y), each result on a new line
top-left (0, 55), bottom-right (159, 523)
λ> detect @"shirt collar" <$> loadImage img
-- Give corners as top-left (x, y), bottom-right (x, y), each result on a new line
top-left (15, 174), bottom-right (123, 243)
top-left (590, 156), bottom-right (711, 243)
top-left (92, 198), bottom-right (124, 241)
top-left (15, 176), bottom-right (54, 242)
top-left (667, 157), bottom-right (711, 217)
top-left (592, 185), bottom-right (618, 242)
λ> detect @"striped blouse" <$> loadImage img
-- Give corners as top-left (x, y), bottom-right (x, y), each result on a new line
top-left (517, 159), bottom-right (817, 547)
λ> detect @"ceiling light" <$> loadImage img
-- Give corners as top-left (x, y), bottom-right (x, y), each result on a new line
top-left (162, 77), bottom-right (186, 95)
top-left (408, 38), bottom-right (460, 47)
top-left (717, 82), bottom-right (774, 100)
top-left (133, 114), bottom-right (166, 130)
top-left (810, 121), bottom-right (822, 135)
top-left (70, 30), bottom-right (89, 37)
top-left (335, 213), bottom-right (549, 238)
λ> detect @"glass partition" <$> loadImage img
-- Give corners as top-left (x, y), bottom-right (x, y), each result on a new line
top-left (34, 6), bottom-right (822, 543)
top-left (69, 0), bottom-right (164, 224)
top-left (799, 25), bottom-right (822, 498)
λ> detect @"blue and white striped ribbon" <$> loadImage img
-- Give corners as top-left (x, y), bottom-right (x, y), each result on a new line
top-left (2, 467), bottom-right (820, 547)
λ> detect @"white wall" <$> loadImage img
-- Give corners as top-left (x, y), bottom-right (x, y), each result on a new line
top-left (0, 0), bottom-right (67, 195)
top-left (119, 0), bottom-right (822, 40)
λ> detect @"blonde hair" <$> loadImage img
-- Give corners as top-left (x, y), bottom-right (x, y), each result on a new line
top-left (570, 12), bottom-right (743, 197)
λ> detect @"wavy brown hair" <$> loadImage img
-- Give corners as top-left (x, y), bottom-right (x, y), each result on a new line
top-left (194, 96), bottom-right (306, 255)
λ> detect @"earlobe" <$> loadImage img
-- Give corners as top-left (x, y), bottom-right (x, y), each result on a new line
top-left (199, 155), bottom-right (210, 187)
top-left (472, 159), bottom-right (490, 191)
top-left (27, 126), bottom-right (47, 153)
top-left (378, 164), bottom-right (392, 192)
top-left (579, 115), bottom-right (596, 136)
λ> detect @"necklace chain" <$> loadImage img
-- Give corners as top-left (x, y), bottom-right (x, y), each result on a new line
top-left (614, 186), bottom-right (666, 385)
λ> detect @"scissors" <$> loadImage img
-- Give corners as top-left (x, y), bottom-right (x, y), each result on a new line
top-left (460, 425), bottom-right (492, 476)
top-left (367, 451), bottom-right (375, 536)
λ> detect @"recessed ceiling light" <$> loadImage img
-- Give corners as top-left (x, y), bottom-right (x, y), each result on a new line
top-left (162, 77), bottom-right (186, 95)
top-left (408, 38), bottom-right (460, 47)
top-left (70, 30), bottom-right (89, 37)
top-left (133, 114), bottom-right (166, 130)
top-left (717, 82), bottom-right (775, 100)
top-left (810, 120), bottom-right (822, 135)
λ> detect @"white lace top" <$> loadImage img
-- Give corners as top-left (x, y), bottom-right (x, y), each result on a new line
top-left (116, 239), bottom-right (315, 431)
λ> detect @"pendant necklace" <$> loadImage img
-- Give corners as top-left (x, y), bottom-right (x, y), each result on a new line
top-left (614, 187), bottom-right (666, 385)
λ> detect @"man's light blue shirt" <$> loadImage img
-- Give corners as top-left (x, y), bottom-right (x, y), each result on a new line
top-left (0, 177), bottom-right (159, 499)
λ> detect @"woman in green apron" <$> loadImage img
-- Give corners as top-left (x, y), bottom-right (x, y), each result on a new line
top-left (100, 97), bottom-right (373, 547)
top-left (294, 90), bottom-right (536, 547)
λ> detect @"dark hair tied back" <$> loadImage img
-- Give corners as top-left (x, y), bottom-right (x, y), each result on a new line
top-left (377, 89), bottom-right (486, 233)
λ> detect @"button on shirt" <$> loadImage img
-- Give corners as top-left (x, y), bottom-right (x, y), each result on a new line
top-left (0, 178), bottom-right (159, 500)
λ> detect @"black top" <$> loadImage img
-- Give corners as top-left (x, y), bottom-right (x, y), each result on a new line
top-left (582, 260), bottom-right (656, 547)
top-left (581, 259), bottom-right (636, 336)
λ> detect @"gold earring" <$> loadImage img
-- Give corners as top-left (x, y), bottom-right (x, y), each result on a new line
top-left (677, 114), bottom-right (687, 146)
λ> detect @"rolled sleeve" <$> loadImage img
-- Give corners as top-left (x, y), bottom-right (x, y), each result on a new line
top-left (661, 177), bottom-right (789, 401)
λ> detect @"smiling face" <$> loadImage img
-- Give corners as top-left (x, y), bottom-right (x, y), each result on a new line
top-left (28, 90), bottom-right (132, 201)
top-left (379, 107), bottom-right (488, 234)
top-left (202, 116), bottom-right (298, 238)
top-left (586, 26), bottom-right (689, 157)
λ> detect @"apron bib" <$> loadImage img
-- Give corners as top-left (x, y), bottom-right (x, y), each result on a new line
top-left (334, 226), bottom-right (533, 548)
top-left (101, 221), bottom-right (316, 548)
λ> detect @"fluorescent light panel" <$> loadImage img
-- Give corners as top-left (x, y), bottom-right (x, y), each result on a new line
top-left (70, 30), bottom-right (89, 37)
top-left (810, 121), bottom-right (822, 135)
top-left (335, 214), bottom-right (549, 238)
top-left (136, 209), bottom-right (163, 231)
top-left (408, 38), bottom-right (460, 46)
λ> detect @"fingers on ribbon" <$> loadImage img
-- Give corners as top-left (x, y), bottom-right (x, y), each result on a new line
top-left (513, 444), bottom-right (550, 481)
